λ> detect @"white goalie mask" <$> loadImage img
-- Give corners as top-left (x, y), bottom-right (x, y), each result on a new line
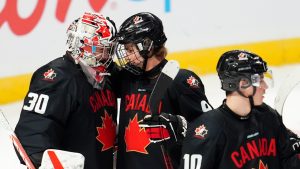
top-left (66, 12), bottom-right (117, 89)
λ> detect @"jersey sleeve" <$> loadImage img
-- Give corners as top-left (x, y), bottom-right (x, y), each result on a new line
top-left (274, 111), bottom-right (300, 168)
top-left (14, 66), bottom-right (76, 166)
top-left (258, 104), bottom-right (300, 168)
top-left (167, 69), bottom-right (213, 122)
top-left (179, 111), bottom-right (224, 169)
top-left (276, 117), bottom-right (300, 168)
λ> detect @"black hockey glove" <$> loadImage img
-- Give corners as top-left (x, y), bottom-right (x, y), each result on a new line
top-left (139, 112), bottom-right (187, 144)
top-left (290, 137), bottom-right (300, 153)
top-left (287, 129), bottom-right (300, 153)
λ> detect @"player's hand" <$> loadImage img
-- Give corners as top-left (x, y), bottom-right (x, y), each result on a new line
top-left (139, 112), bottom-right (187, 144)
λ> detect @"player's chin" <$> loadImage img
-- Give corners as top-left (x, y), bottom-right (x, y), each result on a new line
top-left (254, 97), bottom-right (264, 106)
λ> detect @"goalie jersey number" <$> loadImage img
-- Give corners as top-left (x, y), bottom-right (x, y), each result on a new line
top-left (23, 92), bottom-right (49, 114)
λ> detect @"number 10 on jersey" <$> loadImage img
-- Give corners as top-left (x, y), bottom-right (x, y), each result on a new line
top-left (183, 154), bottom-right (202, 169)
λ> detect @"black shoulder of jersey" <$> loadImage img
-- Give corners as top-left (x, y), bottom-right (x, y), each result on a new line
top-left (29, 56), bottom-right (83, 91)
top-left (254, 103), bottom-right (282, 122)
top-left (255, 103), bottom-right (280, 117)
top-left (188, 109), bottom-right (224, 136)
top-left (172, 69), bottom-right (205, 91)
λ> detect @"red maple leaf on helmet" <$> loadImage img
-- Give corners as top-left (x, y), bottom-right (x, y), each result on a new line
top-left (125, 114), bottom-right (150, 154)
top-left (96, 24), bottom-right (111, 39)
top-left (96, 111), bottom-right (116, 151)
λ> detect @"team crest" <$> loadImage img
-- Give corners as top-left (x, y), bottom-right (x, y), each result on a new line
top-left (43, 69), bottom-right (57, 81)
top-left (187, 76), bottom-right (199, 88)
top-left (133, 16), bottom-right (143, 24)
top-left (238, 52), bottom-right (249, 60)
top-left (194, 124), bottom-right (208, 139)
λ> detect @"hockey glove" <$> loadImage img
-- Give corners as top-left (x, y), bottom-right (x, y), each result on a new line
top-left (287, 129), bottom-right (300, 153)
top-left (290, 137), bottom-right (300, 153)
top-left (139, 112), bottom-right (187, 144)
top-left (289, 134), bottom-right (300, 153)
top-left (40, 149), bottom-right (85, 169)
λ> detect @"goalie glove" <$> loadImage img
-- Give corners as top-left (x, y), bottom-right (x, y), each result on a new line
top-left (39, 149), bottom-right (85, 169)
top-left (139, 112), bottom-right (187, 144)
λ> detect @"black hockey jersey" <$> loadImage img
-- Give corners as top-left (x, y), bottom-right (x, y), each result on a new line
top-left (179, 102), bottom-right (300, 169)
top-left (15, 54), bottom-right (117, 169)
top-left (114, 59), bottom-right (212, 169)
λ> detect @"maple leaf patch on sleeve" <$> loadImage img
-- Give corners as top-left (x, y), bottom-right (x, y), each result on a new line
top-left (43, 68), bottom-right (57, 81)
top-left (96, 110), bottom-right (116, 151)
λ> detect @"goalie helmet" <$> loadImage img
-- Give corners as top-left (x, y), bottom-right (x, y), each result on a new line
top-left (114, 12), bottom-right (167, 75)
top-left (216, 50), bottom-right (269, 92)
top-left (66, 12), bottom-right (117, 88)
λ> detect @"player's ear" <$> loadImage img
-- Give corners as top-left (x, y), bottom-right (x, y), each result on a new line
top-left (239, 78), bottom-right (251, 89)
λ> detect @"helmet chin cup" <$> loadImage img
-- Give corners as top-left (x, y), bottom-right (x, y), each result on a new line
top-left (77, 57), bottom-right (110, 89)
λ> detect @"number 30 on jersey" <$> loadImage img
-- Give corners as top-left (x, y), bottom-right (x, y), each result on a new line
top-left (23, 92), bottom-right (49, 114)
top-left (183, 154), bottom-right (202, 169)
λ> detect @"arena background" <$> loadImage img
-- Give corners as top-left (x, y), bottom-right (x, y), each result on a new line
top-left (1, 1), bottom-right (300, 168)
top-left (1, 0), bottom-right (300, 104)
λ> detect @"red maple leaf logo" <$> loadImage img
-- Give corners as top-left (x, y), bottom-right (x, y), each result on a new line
top-left (95, 23), bottom-right (111, 39)
top-left (186, 76), bottom-right (199, 88)
top-left (96, 111), bottom-right (116, 151)
top-left (258, 160), bottom-right (268, 169)
top-left (43, 69), bottom-right (56, 80)
top-left (124, 115), bottom-right (151, 154)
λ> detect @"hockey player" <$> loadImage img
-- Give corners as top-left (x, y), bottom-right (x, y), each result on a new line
top-left (14, 12), bottom-right (118, 169)
top-left (179, 50), bottom-right (300, 169)
top-left (113, 12), bottom-right (213, 169)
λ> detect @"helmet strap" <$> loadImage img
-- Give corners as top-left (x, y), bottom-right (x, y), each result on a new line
top-left (237, 86), bottom-right (257, 109)
top-left (249, 87), bottom-right (257, 108)
top-left (142, 58), bottom-right (148, 74)
top-left (138, 40), bottom-right (154, 73)
top-left (237, 89), bottom-right (248, 98)
top-left (249, 96), bottom-right (255, 108)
